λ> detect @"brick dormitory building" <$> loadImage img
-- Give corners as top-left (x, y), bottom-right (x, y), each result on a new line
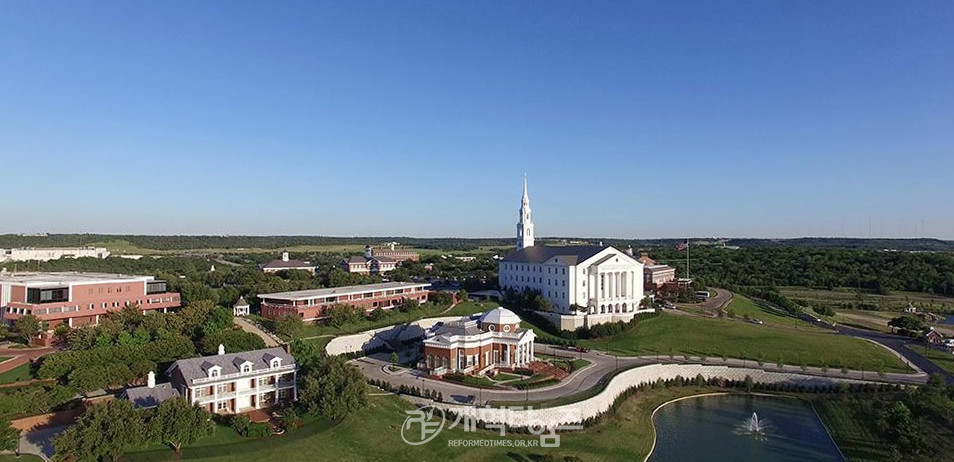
top-left (258, 282), bottom-right (430, 322)
top-left (0, 271), bottom-right (181, 345)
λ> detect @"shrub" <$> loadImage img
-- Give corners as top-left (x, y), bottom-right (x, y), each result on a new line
top-left (246, 422), bottom-right (271, 439)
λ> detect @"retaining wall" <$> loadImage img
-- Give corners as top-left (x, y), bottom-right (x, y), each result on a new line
top-left (424, 363), bottom-right (865, 428)
top-left (325, 316), bottom-right (460, 356)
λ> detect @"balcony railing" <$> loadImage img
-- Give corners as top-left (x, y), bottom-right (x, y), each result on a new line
top-left (191, 364), bottom-right (296, 385)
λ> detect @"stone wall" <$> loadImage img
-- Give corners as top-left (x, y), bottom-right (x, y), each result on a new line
top-left (424, 363), bottom-right (865, 428)
top-left (325, 316), bottom-right (461, 356)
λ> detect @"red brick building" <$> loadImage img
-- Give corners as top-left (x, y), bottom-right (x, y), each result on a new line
top-left (0, 272), bottom-right (181, 344)
top-left (258, 282), bottom-right (430, 322)
top-left (420, 307), bottom-right (536, 376)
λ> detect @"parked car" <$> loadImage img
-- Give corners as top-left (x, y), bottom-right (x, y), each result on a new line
top-left (750, 319), bottom-right (763, 325)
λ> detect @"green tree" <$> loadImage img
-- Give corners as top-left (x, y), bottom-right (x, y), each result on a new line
top-left (14, 314), bottom-right (42, 343)
top-left (200, 329), bottom-right (265, 355)
top-left (398, 298), bottom-right (421, 313)
top-left (390, 352), bottom-right (399, 365)
top-left (148, 397), bottom-right (213, 454)
top-left (53, 399), bottom-right (146, 462)
top-left (298, 355), bottom-right (368, 420)
top-left (327, 304), bottom-right (363, 327)
top-left (275, 314), bottom-right (304, 339)
top-left (0, 419), bottom-right (19, 452)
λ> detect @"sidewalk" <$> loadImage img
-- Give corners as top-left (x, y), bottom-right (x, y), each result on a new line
top-left (234, 317), bottom-right (283, 347)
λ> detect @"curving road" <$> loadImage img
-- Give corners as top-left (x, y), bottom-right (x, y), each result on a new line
top-left (834, 324), bottom-right (954, 383)
top-left (354, 343), bottom-right (928, 406)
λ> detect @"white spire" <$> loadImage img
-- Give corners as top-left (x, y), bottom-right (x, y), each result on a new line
top-left (516, 175), bottom-right (534, 251)
top-left (147, 371), bottom-right (156, 388)
top-left (522, 173), bottom-right (529, 203)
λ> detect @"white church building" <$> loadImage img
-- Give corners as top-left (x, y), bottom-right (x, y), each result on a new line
top-left (498, 177), bottom-right (649, 330)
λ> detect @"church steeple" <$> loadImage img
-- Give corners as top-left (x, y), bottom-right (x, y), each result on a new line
top-left (517, 174), bottom-right (534, 251)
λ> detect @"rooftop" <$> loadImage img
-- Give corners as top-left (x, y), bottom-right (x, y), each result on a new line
top-left (123, 383), bottom-right (179, 409)
top-left (0, 271), bottom-right (154, 286)
top-left (501, 245), bottom-right (606, 265)
top-left (168, 347), bottom-right (295, 383)
top-left (259, 281), bottom-right (430, 301)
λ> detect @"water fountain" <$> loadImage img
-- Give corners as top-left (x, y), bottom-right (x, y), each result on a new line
top-left (748, 412), bottom-right (764, 433)
top-left (736, 411), bottom-right (769, 440)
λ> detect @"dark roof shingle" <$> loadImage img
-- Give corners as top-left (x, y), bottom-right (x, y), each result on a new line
top-left (501, 245), bottom-right (606, 264)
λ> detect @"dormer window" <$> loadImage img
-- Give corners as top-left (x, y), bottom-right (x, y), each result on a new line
top-left (270, 358), bottom-right (282, 368)
top-left (208, 366), bottom-right (222, 378)
top-left (242, 364), bottom-right (251, 373)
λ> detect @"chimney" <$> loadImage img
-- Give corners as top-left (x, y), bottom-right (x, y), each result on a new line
top-left (147, 371), bottom-right (156, 388)
top-left (281, 251), bottom-right (289, 262)
top-left (389, 242), bottom-right (395, 251)
top-left (364, 245), bottom-right (373, 259)
top-left (625, 246), bottom-right (634, 257)
top-left (218, 344), bottom-right (225, 355)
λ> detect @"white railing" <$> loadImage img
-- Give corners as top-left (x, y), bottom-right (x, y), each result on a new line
top-left (191, 364), bottom-right (295, 385)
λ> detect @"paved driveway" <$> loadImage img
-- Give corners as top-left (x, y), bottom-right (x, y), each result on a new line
top-left (234, 317), bottom-right (283, 347)
top-left (19, 425), bottom-right (68, 461)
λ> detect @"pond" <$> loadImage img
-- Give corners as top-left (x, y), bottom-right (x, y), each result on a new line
top-left (649, 394), bottom-right (843, 462)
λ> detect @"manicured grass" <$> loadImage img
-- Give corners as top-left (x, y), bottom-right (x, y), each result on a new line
top-left (911, 344), bottom-right (954, 375)
top-left (0, 455), bottom-right (45, 462)
top-left (724, 295), bottom-right (822, 330)
top-left (536, 354), bottom-right (591, 373)
top-left (811, 398), bottom-right (892, 461)
top-left (128, 387), bottom-right (720, 462)
top-left (0, 363), bottom-right (34, 385)
top-left (509, 372), bottom-right (563, 390)
top-left (578, 312), bottom-right (912, 373)
top-left (442, 373), bottom-right (500, 388)
top-left (491, 372), bottom-right (522, 382)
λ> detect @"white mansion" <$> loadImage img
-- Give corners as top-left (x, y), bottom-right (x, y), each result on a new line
top-left (498, 178), bottom-right (648, 330)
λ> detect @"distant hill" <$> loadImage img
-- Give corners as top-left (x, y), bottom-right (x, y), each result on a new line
top-left (1, 234), bottom-right (951, 253)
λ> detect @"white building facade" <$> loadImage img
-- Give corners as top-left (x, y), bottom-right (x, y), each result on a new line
top-left (0, 247), bottom-right (110, 262)
top-left (498, 180), bottom-right (648, 330)
top-left (166, 346), bottom-right (297, 414)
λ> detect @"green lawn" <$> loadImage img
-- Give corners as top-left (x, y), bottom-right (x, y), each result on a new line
top-left (780, 286), bottom-right (954, 312)
top-left (491, 372), bottom-right (522, 382)
top-left (442, 373), bottom-right (500, 388)
top-left (724, 295), bottom-right (823, 330)
top-left (911, 345), bottom-right (954, 375)
top-left (511, 374), bottom-right (559, 390)
top-left (536, 354), bottom-right (591, 373)
top-left (0, 455), bottom-right (45, 462)
top-left (0, 363), bottom-right (34, 385)
top-left (811, 398), bottom-right (892, 461)
top-left (126, 387), bottom-right (718, 462)
top-left (578, 312), bottom-right (911, 373)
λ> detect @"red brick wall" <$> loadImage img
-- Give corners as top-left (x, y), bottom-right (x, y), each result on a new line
top-left (261, 290), bottom-right (430, 322)
top-left (3, 280), bottom-right (180, 327)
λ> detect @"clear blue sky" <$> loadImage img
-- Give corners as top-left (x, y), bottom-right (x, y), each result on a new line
top-left (2, 1), bottom-right (952, 239)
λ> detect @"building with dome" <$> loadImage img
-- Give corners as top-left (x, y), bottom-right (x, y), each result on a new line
top-left (498, 177), bottom-right (649, 331)
top-left (419, 307), bottom-right (536, 376)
